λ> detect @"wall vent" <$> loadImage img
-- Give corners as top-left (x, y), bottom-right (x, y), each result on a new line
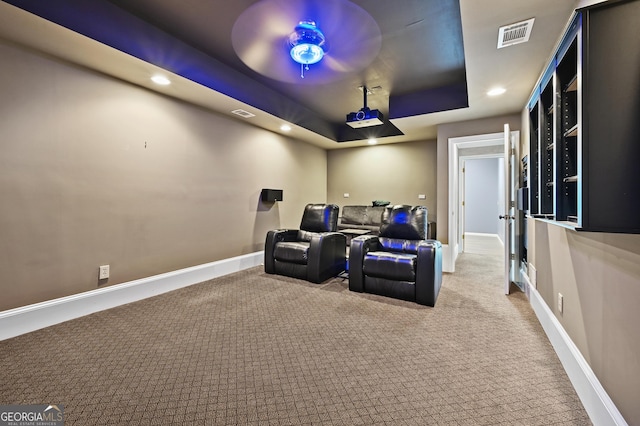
top-left (497, 18), bottom-right (535, 48)
top-left (231, 109), bottom-right (255, 118)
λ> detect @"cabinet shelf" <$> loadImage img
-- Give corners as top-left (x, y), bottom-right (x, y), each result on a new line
top-left (564, 124), bottom-right (578, 137)
top-left (565, 75), bottom-right (578, 92)
top-left (546, 143), bottom-right (555, 151)
top-left (534, 217), bottom-right (580, 231)
top-left (532, 214), bottom-right (557, 222)
top-left (563, 175), bottom-right (578, 183)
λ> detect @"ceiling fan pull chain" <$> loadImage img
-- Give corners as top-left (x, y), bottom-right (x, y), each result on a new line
top-left (300, 63), bottom-right (305, 78)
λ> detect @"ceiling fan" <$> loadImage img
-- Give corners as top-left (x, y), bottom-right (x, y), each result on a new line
top-left (231, 0), bottom-right (382, 84)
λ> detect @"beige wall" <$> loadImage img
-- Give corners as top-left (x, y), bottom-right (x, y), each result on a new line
top-left (326, 140), bottom-right (437, 221)
top-left (0, 40), bottom-right (327, 311)
top-left (436, 114), bottom-right (521, 242)
top-left (530, 221), bottom-right (640, 424)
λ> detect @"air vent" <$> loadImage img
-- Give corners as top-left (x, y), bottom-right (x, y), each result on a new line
top-left (231, 109), bottom-right (255, 118)
top-left (497, 18), bottom-right (535, 49)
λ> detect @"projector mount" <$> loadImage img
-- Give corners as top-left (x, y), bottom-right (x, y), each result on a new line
top-left (346, 86), bottom-right (384, 128)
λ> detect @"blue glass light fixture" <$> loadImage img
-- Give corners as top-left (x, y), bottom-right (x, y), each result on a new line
top-left (288, 20), bottom-right (327, 78)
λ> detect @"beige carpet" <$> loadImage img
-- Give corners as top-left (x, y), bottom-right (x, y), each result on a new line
top-left (0, 252), bottom-right (591, 425)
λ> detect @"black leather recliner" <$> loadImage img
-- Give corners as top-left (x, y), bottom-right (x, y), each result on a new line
top-left (349, 205), bottom-right (442, 306)
top-left (265, 204), bottom-right (346, 283)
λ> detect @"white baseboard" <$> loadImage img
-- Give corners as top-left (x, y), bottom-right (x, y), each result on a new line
top-left (463, 232), bottom-right (503, 255)
top-left (0, 251), bottom-right (264, 341)
top-left (524, 274), bottom-right (628, 426)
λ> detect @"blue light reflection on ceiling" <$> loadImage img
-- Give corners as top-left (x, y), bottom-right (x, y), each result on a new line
top-left (4, 0), bottom-right (342, 140)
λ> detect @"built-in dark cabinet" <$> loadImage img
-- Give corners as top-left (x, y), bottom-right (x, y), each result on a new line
top-left (556, 32), bottom-right (578, 224)
top-left (540, 75), bottom-right (555, 217)
top-left (527, 0), bottom-right (640, 233)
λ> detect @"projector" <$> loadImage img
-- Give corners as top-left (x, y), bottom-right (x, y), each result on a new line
top-left (346, 108), bottom-right (384, 128)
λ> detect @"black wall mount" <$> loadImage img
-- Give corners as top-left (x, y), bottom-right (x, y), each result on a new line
top-left (261, 189), bottom-right (283, 203)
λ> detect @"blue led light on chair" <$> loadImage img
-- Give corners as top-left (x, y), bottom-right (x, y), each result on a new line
top-left (288, 20), bottom-right (327, 78)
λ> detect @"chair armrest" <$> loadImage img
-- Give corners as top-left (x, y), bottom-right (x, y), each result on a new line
top-left (415, 240), bottom-right (443, 306)
top-left (264, 229), bottom-right (298, 273)
top-left (307, 232), bottom-right (347, 283)
top-left (348, 235), bottom-right (379, 292)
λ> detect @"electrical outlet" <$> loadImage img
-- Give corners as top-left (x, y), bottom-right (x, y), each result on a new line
top-left (418, 194), bottom-right (426, 200)
top-left (558, 293), bottom-right (564, 314)
top-left (343, 193), bottom-right (350, 198)
top-left (99, 265), bottom-right (110, 280)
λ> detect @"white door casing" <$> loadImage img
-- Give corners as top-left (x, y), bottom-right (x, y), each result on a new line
top-left (501, 124), bottom-right (518, 294)
top-left (448, 129), bottom-right (520, 279)
top-left (447, 132), bottom-right (511, 272)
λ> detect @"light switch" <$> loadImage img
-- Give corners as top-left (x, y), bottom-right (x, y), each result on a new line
top-left (558, 293), bottom-right (564, 314)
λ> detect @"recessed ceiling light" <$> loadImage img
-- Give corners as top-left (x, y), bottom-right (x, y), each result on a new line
top-left (280, 124), bottom-right (292, 132)
top-left (487, 87), bottom-right (506, 96)
top-left (151, 75), bottom-right (171, 86)
top-left (367, 138), bottom-right (378, 145)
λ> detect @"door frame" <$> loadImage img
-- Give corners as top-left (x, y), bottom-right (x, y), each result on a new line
top-left (503, 124), bottom-right (517, 294)
top-left (447, 130), bottom-right (519, 273)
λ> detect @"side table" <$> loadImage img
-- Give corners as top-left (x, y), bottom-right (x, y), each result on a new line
top-left (339, 229), bottom-right (373, 276)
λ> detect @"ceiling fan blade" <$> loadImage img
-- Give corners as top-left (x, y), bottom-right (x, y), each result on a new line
top-left (232, 0), bottom-right (381, 84)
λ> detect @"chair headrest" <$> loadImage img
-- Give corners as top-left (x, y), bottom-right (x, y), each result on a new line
top-left (300, 204), bottom-right (339, 233)
top-left (379, 205), bottom-right (428, 240)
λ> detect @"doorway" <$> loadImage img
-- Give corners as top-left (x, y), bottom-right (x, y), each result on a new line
top-left (461, 156), bottom-right (504, 255)
top-left (447, 132), bottom-right (503, 272)
top-left (447, 130), bottom-right (520, 275)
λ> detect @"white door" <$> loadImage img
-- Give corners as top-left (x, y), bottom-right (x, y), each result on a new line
top-left (459, 160), bottom-right (466, 252)
top-left (501, 124), bottom-right (517, 294)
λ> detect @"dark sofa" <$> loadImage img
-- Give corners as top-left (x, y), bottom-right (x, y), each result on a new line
top-left (337, 205), bottom-right (387, 235)
top-left (339, 204), bottom-right (436, 239)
